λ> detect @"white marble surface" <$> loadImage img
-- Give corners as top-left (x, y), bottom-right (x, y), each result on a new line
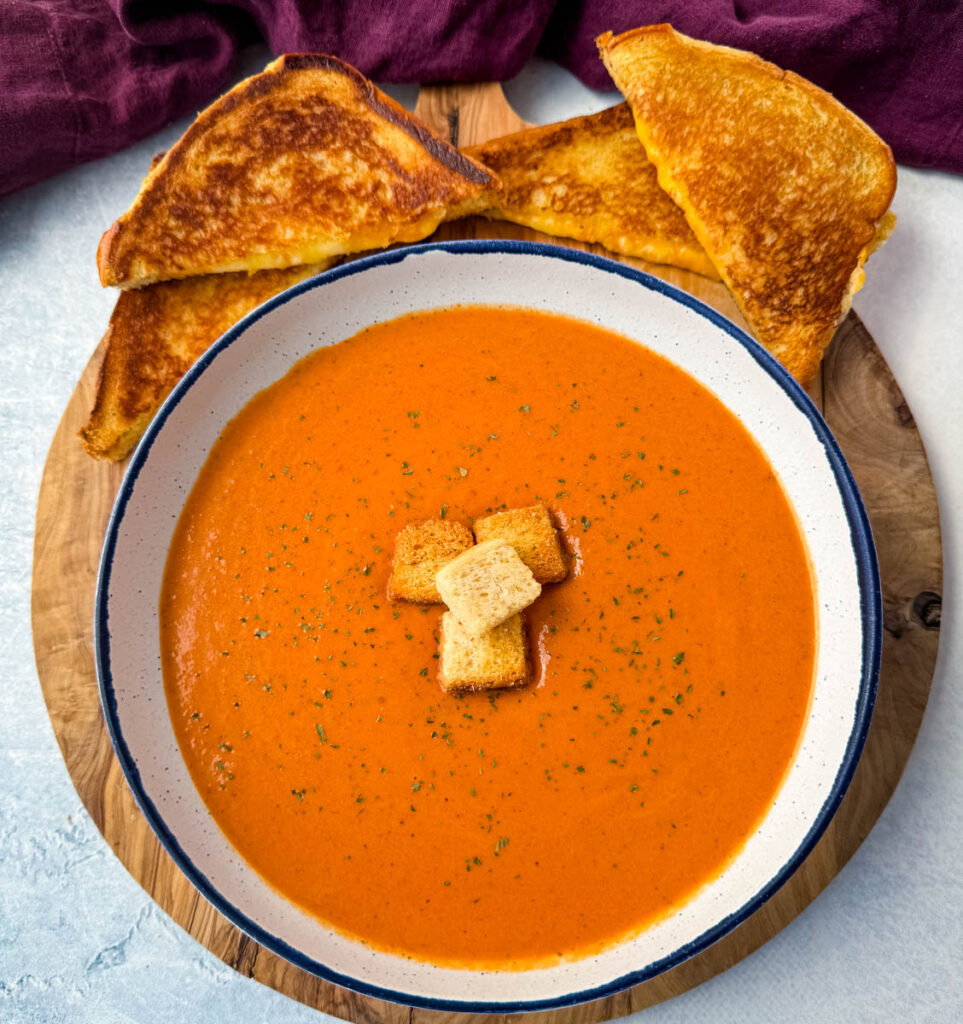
top-left (2, 52), bottom-right (961, 1024)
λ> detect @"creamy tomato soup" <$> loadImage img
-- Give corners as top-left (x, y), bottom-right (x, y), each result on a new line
top-left (161, 306), bottom-right (815, 968)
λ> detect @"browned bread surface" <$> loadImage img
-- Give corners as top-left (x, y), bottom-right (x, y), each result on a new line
top-left (97, 54), bottom-right (495, 288)
top-left (80, 262), bottom-right (332, 461)
top-left (438, 612), bottom-right (530, 694)
top-left (598, 25), bottom-right (896, 384)
top-left (473, 504), bottom-right (568, 583)
top-left (387, 519), bottom-right (475, 604)
top-left (464, 105), bottom-right (718, 279)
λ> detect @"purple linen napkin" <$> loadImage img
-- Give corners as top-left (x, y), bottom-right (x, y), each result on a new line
top-left (1, 0), bottom-right (961, 198)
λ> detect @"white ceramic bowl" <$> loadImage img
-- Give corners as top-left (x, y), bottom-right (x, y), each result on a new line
top-left (96, 241), bottom-right (879, 1011)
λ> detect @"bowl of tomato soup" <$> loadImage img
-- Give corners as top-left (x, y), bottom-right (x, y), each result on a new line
top-left (96, 241), bottom-right (879, 1010)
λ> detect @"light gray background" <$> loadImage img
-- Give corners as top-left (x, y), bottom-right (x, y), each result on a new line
top-left (2, 51), bottom-right (961, 1024)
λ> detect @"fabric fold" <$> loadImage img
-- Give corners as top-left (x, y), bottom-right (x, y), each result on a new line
top-left (1, 0), bottom-right (960, 198)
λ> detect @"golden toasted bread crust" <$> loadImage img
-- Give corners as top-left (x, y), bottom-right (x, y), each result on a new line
top-left (465, 105), bottom-right (718, 279)
top-left (80, 262), bottom-right (331, 460)
top-left (98, 54), bottom-right (495, 287)
top-left (387, 519), bottom-right (475, 604)
top-left (599, 25), bottom-right (897, 383)
top-left (438, 611), bottom-right (530, 694)
top-left (473, 504), bottom-right (568, 583)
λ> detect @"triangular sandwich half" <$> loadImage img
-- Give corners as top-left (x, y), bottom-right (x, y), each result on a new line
top-left (97, 55), bottom-right (495, 288)
top-left (598, 25), bottom-right (896, 383)
top-left (464, 104), bottom-right (718, 278)
top-left (81, 262), bottom-right (334, 460)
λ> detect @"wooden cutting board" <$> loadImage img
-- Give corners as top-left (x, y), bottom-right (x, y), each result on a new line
top-left (31, 83), bottom-right (942, 1021)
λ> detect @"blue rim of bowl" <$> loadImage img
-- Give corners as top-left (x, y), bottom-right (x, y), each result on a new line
top-left (95, 239), bottom-right (881, 1012)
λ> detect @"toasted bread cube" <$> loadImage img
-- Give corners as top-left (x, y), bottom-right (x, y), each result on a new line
top-left (438, 612), bottom-right (529, 694)
top-left (473, 504), bottom-right (567, 583)
top-left (387, 519), bottom-right (474, 603)
top-left (435, 538), bottom-right (541, 636)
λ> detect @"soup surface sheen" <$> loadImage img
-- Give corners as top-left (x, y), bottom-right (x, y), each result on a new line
top-left (161, 306), bottom-right (815, 968)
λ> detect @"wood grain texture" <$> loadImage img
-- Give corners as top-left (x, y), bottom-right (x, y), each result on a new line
top-left (31, 83), bottom-right (941, 1020)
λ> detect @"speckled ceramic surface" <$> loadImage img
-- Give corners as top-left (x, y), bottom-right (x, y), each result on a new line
top-left (94, 241), bottom-right (880, 1011)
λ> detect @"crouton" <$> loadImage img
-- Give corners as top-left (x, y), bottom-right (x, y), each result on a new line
top-left (435, 539), bottom-right (541, 635)
top-left (473, 504), bottom-right (567, 583)
top-left (387, 519), bottom-right (474, 603)
top-left (438, 612), bottom-right (529, 693)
